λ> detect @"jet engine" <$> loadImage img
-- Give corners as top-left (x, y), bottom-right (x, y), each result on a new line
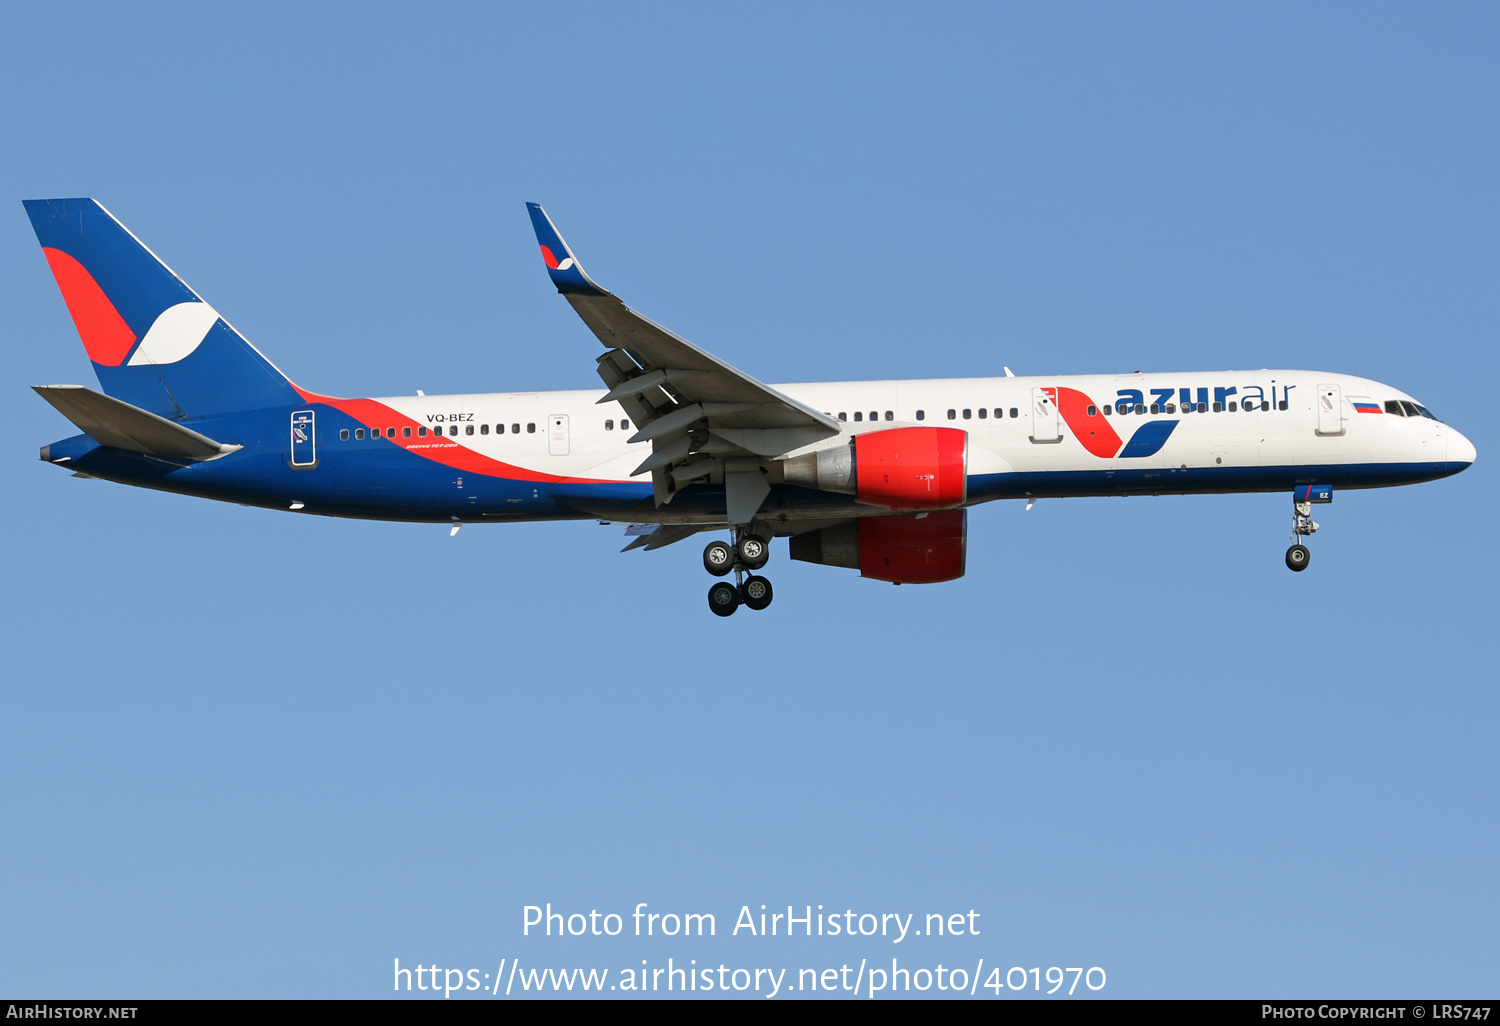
top-left (789, 509), bottom-right (967, 584)
top-left (779, 426), bottom-right (967, 510)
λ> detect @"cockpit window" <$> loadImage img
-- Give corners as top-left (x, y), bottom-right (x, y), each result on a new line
top-left (1415, 404), bottom-right (1439, 421)
top-left (1384, 400), bottom-right (1404, 416)
top-left (1400, 401), bottom-right (1421, 418)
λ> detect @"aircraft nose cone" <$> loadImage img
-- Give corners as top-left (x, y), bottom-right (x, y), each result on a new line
top-left (1447, 427), bottom-right (1477, 468)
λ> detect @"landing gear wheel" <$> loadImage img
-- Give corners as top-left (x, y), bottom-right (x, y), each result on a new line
top-left (736, 534), bottom-right (770, 570)
top-left (708, 581), bottom-right (740, 616)
top-left (703, 540), bottom-right (734, 577)
top-left (1286, 544), bottom-right (1310, 572)
top-left (741, 575), bottom-right (773, 611)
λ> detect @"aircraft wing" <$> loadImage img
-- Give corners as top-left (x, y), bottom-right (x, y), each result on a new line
top-left (526, 203), bottom-right (840, 508)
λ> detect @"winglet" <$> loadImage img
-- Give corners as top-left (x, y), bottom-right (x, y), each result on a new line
top-left (525, 203), bottom-right (608, 296)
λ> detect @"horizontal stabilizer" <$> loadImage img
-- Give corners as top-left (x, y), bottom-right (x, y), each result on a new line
top-left (34, 384), bottom-right (240, 460)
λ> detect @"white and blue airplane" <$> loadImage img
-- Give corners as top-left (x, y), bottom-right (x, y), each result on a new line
top-left (27, 198), bottom-right (1475, 615)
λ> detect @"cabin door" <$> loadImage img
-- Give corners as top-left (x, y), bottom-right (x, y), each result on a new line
top-left (1316, 384), bottom-right (1345, 436)
top-left (1030, 387), bottom-right (1061, 443)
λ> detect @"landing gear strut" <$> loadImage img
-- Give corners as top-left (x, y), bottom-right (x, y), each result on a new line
top-left (704, 527), bottom-right (774, 616)
top-left (1286, 499), bottom-right (1318, 572)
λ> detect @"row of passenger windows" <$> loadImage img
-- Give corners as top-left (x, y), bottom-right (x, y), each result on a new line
top-left (1083, 400), bottom-right (1282, 416)
top-left (822, 402), bottom-right (1284, 422)
top-left (942, 408), bottom-right (1020, 420)
top-left (338, 419), bottom-right (635, 441)
top-left (340, 423), bottom-right (539, 441)
top-left (826, 409), bottom-right (1022, 422)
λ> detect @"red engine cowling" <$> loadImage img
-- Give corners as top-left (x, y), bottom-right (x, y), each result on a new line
top-left (780, 426), bottom-right (968, 510)
top-left (788, 509), bottom-right (967, 584)
top-left (854, 426), bottom-right (967, 510)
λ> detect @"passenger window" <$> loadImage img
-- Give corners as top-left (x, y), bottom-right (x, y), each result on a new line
top-left (527, 423), bottom-right (535, 433)
top-left (449, 425), bottom-right (458, 436)
top-left (418, 427), bottom-right (427, 437)
top-left (403, 426), bottom-right (411, 437)
top-left (1228, 401), bottom-right (1237, 412)
top-left (465, 424), bottom-right (474, 435)
top-left (604, 420), bottom-right (613, 430)
top-left (1086, 405), bottom-right (1096, 417)
top-left (1278, 401), bottom-right (1287, 411)
top-left (1212, 402), bottom-right (1223, 412)
top-left (512, 423), bottom-right (521, 434)
top-left (978, 408), bottom-right (987, 419)
top-left (1200, 402), bottom-right (1210, 413)
top-left (994, 408), bottom-right (1003, 419)
top-left (870, 412), bottom-right (878, 422)
top-left (838, 412), bottom-right (847, 421)
top-left (1103, 405), bottom-right (1112, 416)
top-left (480, 424), bottom-right (489, 435)
top-left (620, 419), bottom-right (629, 431)
top-left (947, 409), bottom-right (956, 420)
top-left (1009, 408), bottom-right (1018, 418)
top-left (339, 429), bottom-right (349, 440)
top-left (354, 428), bottom-right (365, 439)
top-left (1166, 403), bottom-right (1176, 413)
top-left (885, 411), bottom-right (893, 421)
top-left (1135, 404), bottom-right (1146, 415)
top-left (916, 410), bottom-right (925, 421)
top-left (385, 427), bottom-right (394, 438)
top-left (1262, 401), bottom-right (1270, 411)
top-left (1384, 401), bottom-right (1403, 415)
top-left (853, 412), bottom-right (862, 422)
top-left (962, 409), bottom-right (971, 419)
top-left (1150, 404), bottom-right (1160, 414)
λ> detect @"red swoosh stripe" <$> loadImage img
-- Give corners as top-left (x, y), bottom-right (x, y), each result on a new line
top-left (42, 248), bottom-right (138, 366)
top-left (292, 386), bottom-right (614, 485)
top-left (1048, 386), bottom-right (1123, 458)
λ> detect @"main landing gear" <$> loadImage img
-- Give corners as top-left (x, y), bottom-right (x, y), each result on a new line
top-left (705, 528), bottom-right (774, 616)
top-left (1286, 499), bottom-right (1318, 572)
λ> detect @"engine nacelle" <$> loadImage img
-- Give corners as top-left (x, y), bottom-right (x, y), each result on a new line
top-left (789, 509), bottom-right (967, 584)
top-left (780, 426), bottom-right (967, 510)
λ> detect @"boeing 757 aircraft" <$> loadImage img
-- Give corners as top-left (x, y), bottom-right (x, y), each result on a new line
top-left (26, 199), bottom-right (1475, 615)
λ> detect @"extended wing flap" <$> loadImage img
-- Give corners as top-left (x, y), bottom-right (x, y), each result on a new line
top-left (34, 384), bottom-right (239, 460)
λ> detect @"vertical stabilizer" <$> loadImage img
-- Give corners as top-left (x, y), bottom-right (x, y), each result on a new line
top-left (24, 198), bottom-right (301, 419)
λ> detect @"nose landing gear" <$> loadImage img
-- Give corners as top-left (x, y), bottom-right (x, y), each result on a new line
top-left (1285, 496), bottom-right (1320, 572)
top-left (704, 527), bottom-right (774, 616)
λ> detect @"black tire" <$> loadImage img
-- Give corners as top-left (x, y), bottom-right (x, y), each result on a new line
top-left (1286, 544), bottom-right (1310, 572)
top-left (741, 575), bottom-right (773, 611)
top-left (737, 534), bottom-right (770, 570)
top-left (708, 581), bottom-right (740, 616)
top-left (703, 539), bottom-right (734, 577)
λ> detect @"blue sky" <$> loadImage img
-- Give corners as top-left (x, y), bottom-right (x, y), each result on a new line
top-left (1, 1), bottom-right (1495, 999)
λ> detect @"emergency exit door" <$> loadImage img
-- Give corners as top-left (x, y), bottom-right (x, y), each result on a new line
top-left (548, 414), bottom-right (570, 456)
